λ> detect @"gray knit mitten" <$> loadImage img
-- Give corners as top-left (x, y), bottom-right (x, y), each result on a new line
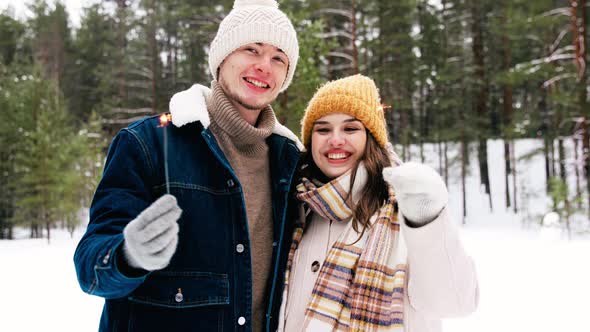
top-left (382, 162), bottom-right (448, 226)
top-left (122, 194), bottom-right (182, 271)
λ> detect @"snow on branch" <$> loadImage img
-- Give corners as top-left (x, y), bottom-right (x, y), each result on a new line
top-left (550, 26), bottom-right (571, 53)
top-left (110, 107), bottom-right (153, 115)
top-left (102, 115), bottom-right (150, 124)
top-left (315, 8), bottom-right (353, 20)
top-left (315, 31), bottom-right (353, 40)
top-left (540, 7), bottom-right (572, 18)
top-left (542, 72), bottom-right (577, 88)
top-left (515, 46), bottom-right (576, 70)
top-left (326, 51), bottom-right (355, 62)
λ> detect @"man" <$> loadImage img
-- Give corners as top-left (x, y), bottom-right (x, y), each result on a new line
top-left (74, 1), bottom-right (302, 331)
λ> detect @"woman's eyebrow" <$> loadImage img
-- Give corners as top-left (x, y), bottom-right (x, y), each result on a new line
top-left (314, 118), bottom-right (360, 126)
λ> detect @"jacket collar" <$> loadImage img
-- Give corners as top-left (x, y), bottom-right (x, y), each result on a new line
top-left (169, 83), bottom-right (304, 151)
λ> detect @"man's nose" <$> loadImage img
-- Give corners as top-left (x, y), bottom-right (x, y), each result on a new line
top-left (254, 56), bottom-right (272, 74)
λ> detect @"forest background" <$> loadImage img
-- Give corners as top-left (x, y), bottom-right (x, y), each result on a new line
top-left (0, 0), bottom-right (589, 240)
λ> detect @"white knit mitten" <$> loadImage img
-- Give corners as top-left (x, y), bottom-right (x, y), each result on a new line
top-left (122, 194), bottom-right (182, 271)
top-left (382, 162), bottom-right (448, 226)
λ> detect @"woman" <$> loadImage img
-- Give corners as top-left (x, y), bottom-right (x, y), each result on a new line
top-left (278, 74), bottom-right (478, 332)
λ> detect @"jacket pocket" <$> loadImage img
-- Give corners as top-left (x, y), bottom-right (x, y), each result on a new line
top-left (128, 271), bottom-right (229, 308)
top-left (127, 272), bottom-right (229, 332)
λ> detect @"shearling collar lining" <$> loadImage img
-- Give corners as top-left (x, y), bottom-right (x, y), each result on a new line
top-left (168, 83), bottom-right (304, 151)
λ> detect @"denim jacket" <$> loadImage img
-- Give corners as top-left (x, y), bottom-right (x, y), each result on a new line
top-left (74, 84), bottom-right (303, 332)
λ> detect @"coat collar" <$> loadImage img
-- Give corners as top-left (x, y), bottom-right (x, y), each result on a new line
top-left (168, 84), bottom-right (304, 151)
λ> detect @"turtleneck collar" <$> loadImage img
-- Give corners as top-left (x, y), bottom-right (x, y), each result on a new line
top-left (207, 80), bottom-right (276, 153)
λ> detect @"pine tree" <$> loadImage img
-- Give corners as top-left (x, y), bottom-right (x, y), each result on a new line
top-left (9, 67), bottom-right (81, 242)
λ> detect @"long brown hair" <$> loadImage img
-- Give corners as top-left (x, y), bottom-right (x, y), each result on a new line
top-left (300, 132), bottom-right (391, 235)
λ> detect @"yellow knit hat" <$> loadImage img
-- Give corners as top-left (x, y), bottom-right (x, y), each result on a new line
top-left (301, 74), bottom-right (388, 148)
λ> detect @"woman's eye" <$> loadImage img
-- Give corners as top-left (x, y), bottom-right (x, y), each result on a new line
top-left (315, 128), bottom-right (330, 133)
top-left (344, 127), bottom-right (360, 132)
top-left (274, 56), bottom-right (286, 64)
top-left (246, 47), bottom-right (258, 54)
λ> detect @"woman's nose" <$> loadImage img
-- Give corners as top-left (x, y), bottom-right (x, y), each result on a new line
top-left (328, 132), bottom-right (345, 146)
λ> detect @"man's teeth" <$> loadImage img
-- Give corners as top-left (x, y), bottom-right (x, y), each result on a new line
top-left (245, 78), bottom-right (269, 88)
top-left (328, 153), bottom-right (348, 160)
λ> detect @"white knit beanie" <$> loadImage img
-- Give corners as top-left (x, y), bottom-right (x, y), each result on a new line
top-left (208, 0), bottom-right (299, 92)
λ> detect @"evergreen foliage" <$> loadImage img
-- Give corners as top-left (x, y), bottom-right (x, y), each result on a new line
top-left (0, 0), bottom-right (589, 237)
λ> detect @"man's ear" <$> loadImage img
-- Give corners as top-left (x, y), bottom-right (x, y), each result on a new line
top-left (216, 60), bottom-right (224, 78)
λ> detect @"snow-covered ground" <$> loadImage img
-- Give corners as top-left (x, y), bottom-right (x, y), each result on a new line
top-left (1, 138), bottom-right (589, 332)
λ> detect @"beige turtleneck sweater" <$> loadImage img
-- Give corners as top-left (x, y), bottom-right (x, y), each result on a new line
top-left (207, 81), bottom-right (275, 332)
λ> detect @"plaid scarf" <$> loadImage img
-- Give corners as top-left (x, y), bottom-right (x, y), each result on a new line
top-left (283, 165), bottom-right (408, 331)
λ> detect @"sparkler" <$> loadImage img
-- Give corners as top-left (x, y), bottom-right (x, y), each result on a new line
top-left (158, 113), bottom-right (172, 195)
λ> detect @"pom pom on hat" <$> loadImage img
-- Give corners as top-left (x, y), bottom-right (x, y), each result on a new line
top-left (209, 0), bottom-right (299, 92)
top-left (234, 0), bottom-right (278, 8)
top-left (301, 74), bottom-right (389, 148)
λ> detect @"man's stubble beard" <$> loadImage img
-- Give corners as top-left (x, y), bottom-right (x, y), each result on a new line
top-left (218, 77), bottom-right (273, 111)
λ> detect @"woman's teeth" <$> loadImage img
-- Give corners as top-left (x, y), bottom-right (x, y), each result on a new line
top-left (328, 153), bottom-right (348, 160)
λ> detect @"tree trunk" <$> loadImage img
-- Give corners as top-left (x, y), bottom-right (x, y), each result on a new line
top-left (462, 139), bottom-right (468, 224)
top-left (544, 135), bottom-right (552, 193)
top-left (574, 137), bottom-right (583, 209)
top-left (351, 0), bottom-right (359, 74)
top-left (471, 2), bottom-right (492, 211)
top-left (574, 0), bottom-right (590, 217)
top-left (558, 138), bottom-right (571, 238)
top-left (46, 221), bottom-right (51, 244)
top-left (478, 139), bottom-right (493, 211)
top-left (438, 139), bottom-right (444, 179)
top-left (116, 0), bottom-right (128, 105)
top-left (149, 0), bottom-right (158, 114)
top-left (444, 141), bottom-right (449, 186)
top-left (540, 87), bottom-right (552, 193)
top-left (502, 2), bottom-right (514, 210)
top-left (584, 119), bottom-right (590, 218)
top-left (510, 140), bottom-right (518, 213)
top-left (504, 141), bottom-right (511, 208)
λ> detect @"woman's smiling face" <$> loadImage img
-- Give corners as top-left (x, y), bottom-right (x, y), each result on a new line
top-left (310, 113), bottom-right (367, 179)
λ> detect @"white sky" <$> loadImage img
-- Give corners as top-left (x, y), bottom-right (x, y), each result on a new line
top-left (1, 0), bottom-right (444, 29)
top-left (0, 0), bottom-right (93, 27)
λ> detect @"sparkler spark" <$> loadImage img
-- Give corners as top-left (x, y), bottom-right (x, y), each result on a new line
top-left (159, 113), bottom-right (171, 126)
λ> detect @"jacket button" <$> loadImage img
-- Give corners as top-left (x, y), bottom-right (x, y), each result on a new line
top-left (237, 316), bottom-right (246, 325)
top-left (236, 244), bottom-right (245, 253)
top-left (175, 288), bottom-right (183, 303)
top-left (311, 261), bottom-right (320, 272)
top-left (227, 179), bottom-right (234, 187)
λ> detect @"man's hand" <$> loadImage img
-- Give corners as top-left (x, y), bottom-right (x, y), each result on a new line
top-left (122, 194), bottom-right (182, 271)
top-left (382, 162), bottom-right (448, 226)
